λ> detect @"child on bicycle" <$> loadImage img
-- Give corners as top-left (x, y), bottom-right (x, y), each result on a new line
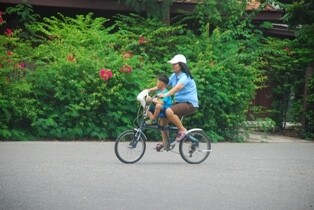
top-left (145, 74), bottom-right (172, 125)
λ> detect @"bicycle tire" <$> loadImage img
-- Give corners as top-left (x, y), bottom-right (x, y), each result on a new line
top-left (179, 130), bottom-right (211, 164)
top-left (114, 129), bottom-right (146, 164)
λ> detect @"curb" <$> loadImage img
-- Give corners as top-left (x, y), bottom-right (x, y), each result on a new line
top-left (246, 132), bottom-right (311, 143)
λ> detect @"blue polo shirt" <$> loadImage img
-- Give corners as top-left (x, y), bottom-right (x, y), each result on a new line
top-left (168, 72), bottom-right (198, 107)
top-left (156, 89), bottom-right (172, 108)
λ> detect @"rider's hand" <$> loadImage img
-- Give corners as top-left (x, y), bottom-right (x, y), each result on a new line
top-left (152, 98), bottom-right (159, 104)
top-left (157, 93), bottom-right (164, 98)
top-left (146, 95), bottom-right (152, 102)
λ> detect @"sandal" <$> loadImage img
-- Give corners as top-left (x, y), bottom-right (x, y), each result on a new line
top-left (155, 143), bottom-right (164, 152)
top-left (175, 131), bottom-right (186, 142)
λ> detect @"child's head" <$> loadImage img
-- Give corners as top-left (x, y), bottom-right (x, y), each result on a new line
top-left (156, 74), bottom-right (169, 89)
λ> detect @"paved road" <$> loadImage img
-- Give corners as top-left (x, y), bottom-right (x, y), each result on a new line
top-left (0, 141), bottom-right (313, 210)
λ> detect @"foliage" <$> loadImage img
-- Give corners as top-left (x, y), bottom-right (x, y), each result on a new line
top-left (114, 13), bottom-right (185, 63)
top-left (260, 39), bottom-right (303, 130)
top-left (261, 0), bottom-right (314, 138)
top-left (27, 13), bottom-right (155, 139)
top-left (0, 7), bottom-right (37, 140)
top-left (188, 25), bottom-right (264, 142)
top-left (174, 0), bottom-right (247, 34)
top-left (305, 72), bottom-right (314, 139)
top-left (5, 2), bottom-right (40, 40)
top-left (1, 2), bottom-right (313, 141)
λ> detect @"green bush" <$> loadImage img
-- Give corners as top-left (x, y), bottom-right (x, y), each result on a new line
top-left (0, 9), bottom-right (262, 141)
top-left (27, 13), bottom-right (157, 139)
top-left (0, 21), bottom-right (37, 140)
top-left (188, 26), bottom-right (263, 142)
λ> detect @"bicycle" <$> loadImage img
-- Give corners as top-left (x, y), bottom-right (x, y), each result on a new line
top-left (114, 90), bottom-right (211, 164)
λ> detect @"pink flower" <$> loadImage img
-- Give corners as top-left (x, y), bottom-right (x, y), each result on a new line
top-left (120, 64), bottom-right (132, 73)
top-left (4, 28), bottom-right (13, 37)
top-left (99, 68), bottom-right (113, 81)
top-left (0, 16), bottom-right (4, 24)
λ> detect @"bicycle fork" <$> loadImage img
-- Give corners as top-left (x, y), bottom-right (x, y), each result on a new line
top-left (128, 128), bottom-right (145, 149)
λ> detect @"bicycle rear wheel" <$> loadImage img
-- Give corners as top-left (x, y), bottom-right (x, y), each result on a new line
top-left (179, 130), bottom-right (211, 164)
top-left (114, 130), bottom-right (146, 164)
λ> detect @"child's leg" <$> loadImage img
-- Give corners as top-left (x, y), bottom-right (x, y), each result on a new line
top-left (146, 111), bottom-right (153, 119)
top-left (151, 104), bottom-right (162, 119)
top-left (146, 105), bottom-right (155, 119)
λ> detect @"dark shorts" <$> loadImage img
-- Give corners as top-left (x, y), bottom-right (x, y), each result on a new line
top-left (149, 105), bottom-right (167, 118)
top-left (169, 102), bottom-right (196, 118)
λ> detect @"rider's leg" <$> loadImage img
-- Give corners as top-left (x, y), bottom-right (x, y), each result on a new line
top-left (159, 118), bottom-right (169, 145)
top-left (165, 108), bottom-right (186, 132)
top-left (151, 104), bottom-right (162, 119)
top-left (166, 103), bottom-right (196, 141)
top-left (146, 105), bottom-right (155, 119)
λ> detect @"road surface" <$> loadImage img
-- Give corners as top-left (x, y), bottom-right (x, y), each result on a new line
top-left (0, 141), bottom-right (313, 210)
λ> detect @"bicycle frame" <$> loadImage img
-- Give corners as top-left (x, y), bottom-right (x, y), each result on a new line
top-left (134, 89), bottom-right (206, 145)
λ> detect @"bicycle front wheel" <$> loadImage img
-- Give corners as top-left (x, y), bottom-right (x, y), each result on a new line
top-left (179, 130), bottom-right (211, 164)
top-left (114, 130), bottom-right (146, 164)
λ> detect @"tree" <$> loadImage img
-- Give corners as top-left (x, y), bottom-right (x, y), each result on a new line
top-left (264, 0), bottom-right (314, 138)
top-left (281, 0), bottom-right (314, 138)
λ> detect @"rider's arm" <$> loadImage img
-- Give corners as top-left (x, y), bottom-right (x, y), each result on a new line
top-left (164, 83), bottom-right (184, 97)
top-left (158, 83), bottom-right (183, 98)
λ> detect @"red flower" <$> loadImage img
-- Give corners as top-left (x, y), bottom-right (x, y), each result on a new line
top-left (122, 51), bottom-right (133, 59)
top-left (120, 64), bottom-right (132, 73)
top-left (138, 35), bottom-right (148, 45)
top-left (0, 16), bottom-right (4, 24)
top-left (67, 53), bottom-right (76, 62)
top-left (99, 68), bottom-right (113, 81)
top-left (0, 11), bottom-right (3, 16)
top-left (4, 28), bottom-right (13, 37)
top-left (18, 62), bottom-right (26, 68)
top-left (101, 73), bottom-right (109, 81)
top-left (283, 47), bottom-right (293, 55)
top-left (106, 70), bottom-right (113, 78)
top-left (6, 51), bottom-right (13, 56)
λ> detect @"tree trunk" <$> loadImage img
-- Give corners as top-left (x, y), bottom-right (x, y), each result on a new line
top-left (161, 0), bottom-right (171, 25)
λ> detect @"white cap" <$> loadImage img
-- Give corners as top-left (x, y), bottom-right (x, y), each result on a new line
top-left (168, 54), bottom-right (187, 64)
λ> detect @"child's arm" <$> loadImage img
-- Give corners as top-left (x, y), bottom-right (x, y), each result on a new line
top-left (152, 98), bottom-right (164, 105)
top-left (147, 86), bottom-right (158, 93)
